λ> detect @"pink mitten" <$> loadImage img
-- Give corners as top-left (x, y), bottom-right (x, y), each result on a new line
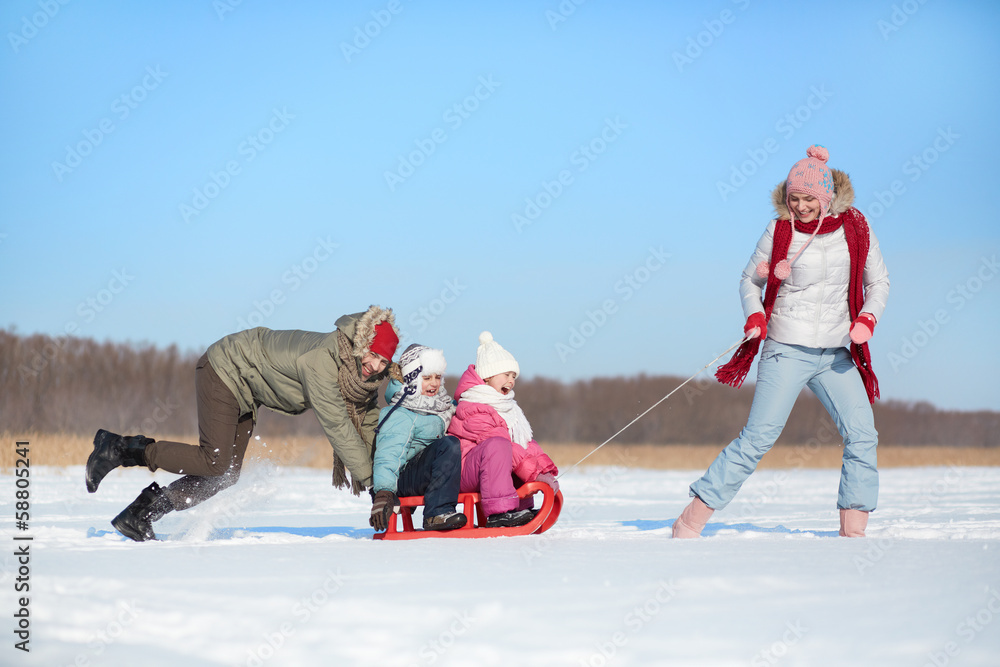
top-left (535, 473), bottom-right (559, 493)
top-left (850, 313), bottom-right (877, 344)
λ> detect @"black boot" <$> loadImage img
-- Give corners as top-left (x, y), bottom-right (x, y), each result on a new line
top-left (111, 482), bottom-right (174, 542)
top-left (486, 508), bottom-right (534, 527)
top-left (423, 511), bottom-right (468, 531)
top-left (86, 429), bottom-right (154, 493)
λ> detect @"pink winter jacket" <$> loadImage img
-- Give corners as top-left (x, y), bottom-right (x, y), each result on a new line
top-left (446, 365), bottom-right (558, 483)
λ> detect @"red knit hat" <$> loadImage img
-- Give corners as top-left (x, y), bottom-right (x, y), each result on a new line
top-left (369, 321), bottom-right (399, 360)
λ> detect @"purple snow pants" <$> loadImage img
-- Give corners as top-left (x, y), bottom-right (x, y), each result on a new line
top-left (460, 436), bottom-right (533, 516)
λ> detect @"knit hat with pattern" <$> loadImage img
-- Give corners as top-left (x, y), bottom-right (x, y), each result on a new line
top-left (785, 144), bottom-right (835, 222)
top-left (756, 145), bottom-right (838, 281)
top-left (399, 344), bottom-right (447, 380)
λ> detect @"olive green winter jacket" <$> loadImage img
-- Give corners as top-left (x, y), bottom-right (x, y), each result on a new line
top-left (206, 312), bottom-right (382, 487)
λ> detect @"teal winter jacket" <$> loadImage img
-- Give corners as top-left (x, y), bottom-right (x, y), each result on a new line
top-left (372, 380), bottom-right (452, 493)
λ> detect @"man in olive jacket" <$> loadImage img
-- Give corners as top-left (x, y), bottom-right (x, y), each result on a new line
top-left (85, 305), bottom-right (400, 542)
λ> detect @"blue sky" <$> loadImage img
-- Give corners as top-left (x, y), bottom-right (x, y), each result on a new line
top-left (2, 1), bottom-right (998, 412)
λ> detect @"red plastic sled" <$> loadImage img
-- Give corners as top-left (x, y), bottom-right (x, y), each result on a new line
top-left (373, 481), bottom-right (563, 540)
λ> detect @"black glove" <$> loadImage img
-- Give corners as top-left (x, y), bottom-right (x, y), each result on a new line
top-left (369, 489), bottom-right (398, 532)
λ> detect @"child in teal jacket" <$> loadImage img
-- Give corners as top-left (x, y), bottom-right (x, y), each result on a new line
top-left (369, 344), bottom-right (466, 531)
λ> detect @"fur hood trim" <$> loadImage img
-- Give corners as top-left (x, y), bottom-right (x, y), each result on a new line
top-left (350, 305), bottom-right (400, 359)
top-left (771, 168), bottom-right (855, 220)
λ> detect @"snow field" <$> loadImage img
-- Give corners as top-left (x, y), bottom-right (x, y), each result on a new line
top-left (2, 463), bottom-right (999, 666)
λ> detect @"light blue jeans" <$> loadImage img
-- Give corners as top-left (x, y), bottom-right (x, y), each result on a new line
top-left (690, 339), bottom-right (879, 512)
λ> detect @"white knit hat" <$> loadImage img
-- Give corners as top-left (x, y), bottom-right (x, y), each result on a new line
top-left (475, 331), bottom-right (519, 380)
top-left (399, 344), bottom-right (447, 381)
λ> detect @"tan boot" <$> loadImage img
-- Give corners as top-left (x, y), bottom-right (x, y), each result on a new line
top-left (839, 509), bottom-right (869, 537)
top-left (672, 496), bottom-right (714, 538)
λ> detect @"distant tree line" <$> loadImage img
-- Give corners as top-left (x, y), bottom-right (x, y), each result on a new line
top-left (2, 329), bottom-right (997, 447)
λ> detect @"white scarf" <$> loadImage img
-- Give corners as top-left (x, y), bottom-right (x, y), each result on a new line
top-left (389, 384), bottom-right (456, 426)
top-left (459, 385), bottom-right (532, 449)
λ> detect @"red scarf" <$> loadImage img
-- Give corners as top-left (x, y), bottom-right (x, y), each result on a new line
top-left (715, 208), bottom-right (880, 403)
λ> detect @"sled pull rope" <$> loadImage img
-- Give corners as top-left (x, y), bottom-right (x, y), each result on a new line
top-left (556, 335), bottom-right (752, 479)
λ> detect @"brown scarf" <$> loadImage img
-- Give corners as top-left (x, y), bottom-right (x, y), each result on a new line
top-left (333, 330), bottom-right (383, 495)
top-left (715, 208), bottom-right (879, 403)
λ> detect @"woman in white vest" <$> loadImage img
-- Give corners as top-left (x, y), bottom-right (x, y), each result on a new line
top-left (673, 145), bottom-right (890, 539)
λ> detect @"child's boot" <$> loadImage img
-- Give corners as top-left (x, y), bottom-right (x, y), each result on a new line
top-left (672, 496), bottom-right (714, 538)
top-left (486, 509), bottom-right (533, 528)
top-left (839, 509), bottom-right (868, 537)
top-left (423, 511), bottom-right (468, 531)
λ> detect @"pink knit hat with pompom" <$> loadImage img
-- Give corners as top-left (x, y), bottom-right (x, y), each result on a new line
top-left (757, 145), bottom-right (836, 282)
top-left (785, 144), bottom-right (834, 222)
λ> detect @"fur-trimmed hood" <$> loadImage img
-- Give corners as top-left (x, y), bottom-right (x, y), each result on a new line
top-left (335, 305), bottom-right (400, 359)
top-left (771, 168), bottom-right (855, 220)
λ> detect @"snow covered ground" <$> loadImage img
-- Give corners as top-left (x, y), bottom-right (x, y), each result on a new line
top-left (3, 460), bottom-right (1000, 667)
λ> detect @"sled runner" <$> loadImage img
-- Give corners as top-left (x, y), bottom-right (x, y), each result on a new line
top-left (373, 481), bottom-right (563, 540)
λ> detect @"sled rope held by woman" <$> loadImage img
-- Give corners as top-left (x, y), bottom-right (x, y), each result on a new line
top-left (557, 334), bottom-right (753, 478)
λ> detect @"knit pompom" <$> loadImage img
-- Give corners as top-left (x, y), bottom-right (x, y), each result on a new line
top-left (774, 259), bottom-right (792, 280)
top-left (756, 261), bottom-right (770, 279)
top-left (479, 331), bottom-right (494, 345)
top-left (806, 144), bottom-right (829, 163)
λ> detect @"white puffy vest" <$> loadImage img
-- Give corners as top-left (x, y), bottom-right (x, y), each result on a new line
top-left (739, 218), bottom-right (890, 349)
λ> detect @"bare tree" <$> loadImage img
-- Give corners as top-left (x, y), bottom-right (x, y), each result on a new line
top-left (1, 329), bottom-right (996, 447)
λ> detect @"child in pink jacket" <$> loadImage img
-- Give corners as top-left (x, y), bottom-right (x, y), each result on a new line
top-left (447, 331), bottom-right (558, 527)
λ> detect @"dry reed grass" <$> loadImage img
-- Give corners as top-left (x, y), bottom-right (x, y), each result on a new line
top-left (3, 433), bottom-right (999, 471)
top-left (0, 433), bottom-right (330, 470)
